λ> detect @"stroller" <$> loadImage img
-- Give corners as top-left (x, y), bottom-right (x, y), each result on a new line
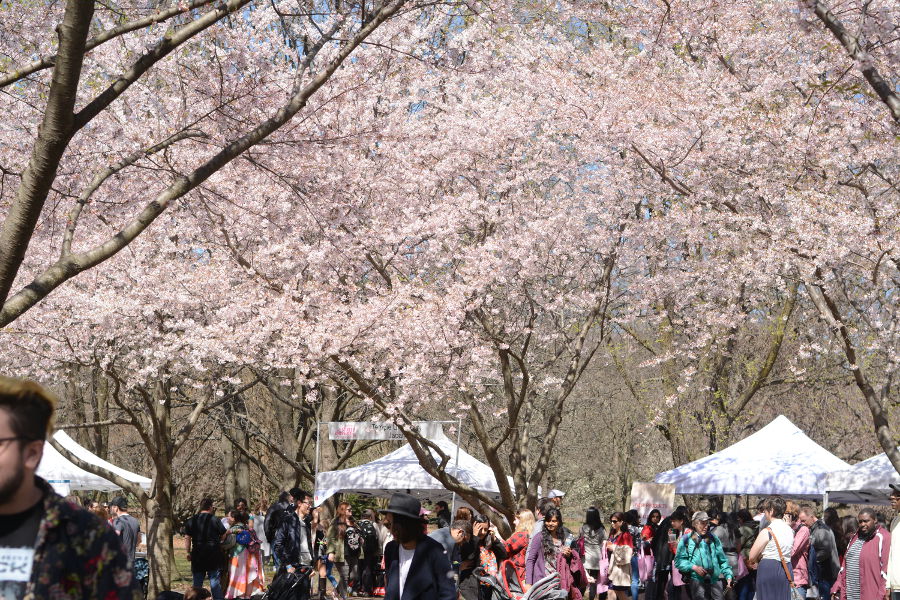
top-left (262, 566), bottom-right (313, 600)
top-left (474, 564), bottom-right (569, 600)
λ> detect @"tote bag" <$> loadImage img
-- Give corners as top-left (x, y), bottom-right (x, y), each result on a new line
top-left (671, 560), bottom-right (685, 586)
top-left (595, 546), bottom-right (610, 594)
top-left (736, 554), bottom-right (749, 580)
top-left (638, 546), bottom-right (655, 582)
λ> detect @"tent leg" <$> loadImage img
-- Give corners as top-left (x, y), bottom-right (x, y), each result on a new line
top-left (314, 421), bottom-right (322, 505)
top-left (822, 492), bottom-right (829, 510)
top-left (450, 417), bottom-right (463, 515)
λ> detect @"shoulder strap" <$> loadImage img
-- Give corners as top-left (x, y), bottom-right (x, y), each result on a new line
top-left (767, 527), bottom-right (795, 587)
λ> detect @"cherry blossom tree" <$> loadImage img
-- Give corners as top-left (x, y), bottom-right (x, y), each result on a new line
top-left (0, 0), bottom-right (426, 327)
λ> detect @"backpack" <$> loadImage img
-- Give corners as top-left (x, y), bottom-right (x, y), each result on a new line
top-left (358, 519), bottom-right (379, 557)
top-left (346, 525), bottom-right (362, 556)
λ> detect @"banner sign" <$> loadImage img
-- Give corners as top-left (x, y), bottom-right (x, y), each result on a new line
top-left (630, 482), bottom-right (675, 521)
top-left (328, 421), bottom-right (444, 441)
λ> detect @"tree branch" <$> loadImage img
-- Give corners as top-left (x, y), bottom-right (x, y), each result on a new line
top-left (62, 129), bottom-right (207, 257)
top-left (0, 0), bottom-right (407, 327)
top-left (0, 0), bottom-right (219, 88)
top-left (805, 271), bottom-right (900, 474)
top-left (0, 0), bottom-right (94, 309)
top-left (73, 0), bottom-right (254, 130)
top-left (727, 281), bottom-right (798, 419)
top-left (810, 0), bottom-right (900, 122)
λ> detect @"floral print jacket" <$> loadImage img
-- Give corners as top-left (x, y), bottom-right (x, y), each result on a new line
top-left (23, 477), bottom-right (140, 600)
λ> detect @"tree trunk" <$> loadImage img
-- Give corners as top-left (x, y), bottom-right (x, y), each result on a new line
top-left (92, 367), bottom-right (109, 457)
top-left (144, 489), bottom-right (176, 598)
top-left (232, 394), bottom-right (252, 500)
top-left (222, 431), bottom-right (236, 509)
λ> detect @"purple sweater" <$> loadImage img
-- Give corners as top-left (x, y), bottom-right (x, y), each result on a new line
top-left (525, 530), bottom-right (587, 595)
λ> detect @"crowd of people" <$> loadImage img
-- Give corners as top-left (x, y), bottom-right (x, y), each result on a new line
top-left (181, 488), bottom-right (398, 600)
top-left (402, 485), bottom-right (900, 600)
top-left (7, 376), bottom-right (900, 600)
top-left (412, 492), bottom-right (900, 600)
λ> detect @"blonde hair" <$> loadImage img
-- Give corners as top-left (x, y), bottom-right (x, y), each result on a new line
top-left (516, 509), bottom-right (536, 534)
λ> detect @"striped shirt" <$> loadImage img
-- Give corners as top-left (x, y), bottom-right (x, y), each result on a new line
top-left (845, 537), bottom-right (864, 600)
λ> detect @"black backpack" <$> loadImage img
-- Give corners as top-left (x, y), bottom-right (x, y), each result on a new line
top-left (358, 519), bottom-right (379, 556)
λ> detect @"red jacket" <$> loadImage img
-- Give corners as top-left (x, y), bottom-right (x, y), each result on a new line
top-left (791, 523), bottom-right (810, 586)
top-left (833, 526), bottom-right (890, 600)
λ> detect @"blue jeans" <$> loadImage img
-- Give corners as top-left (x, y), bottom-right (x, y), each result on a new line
top-left (631, 554), bottom-right (640, 599)
top-left (816, 579), bottom-right (832, 600)
top-left (326, 558), bottom-right (339, 588)
top-left (193, 569), bottom-right (223, 600)
top-left (736, 572), bottom-right (755, 600)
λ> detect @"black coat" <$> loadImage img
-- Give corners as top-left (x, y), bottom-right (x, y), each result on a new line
top-left (273, 510), bottom-right (318, 567)
top-left (384, 536), bottom-right (456, 600)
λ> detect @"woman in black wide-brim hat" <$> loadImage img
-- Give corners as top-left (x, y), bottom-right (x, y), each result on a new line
top-left (381, 493), bottom-right (456, 600)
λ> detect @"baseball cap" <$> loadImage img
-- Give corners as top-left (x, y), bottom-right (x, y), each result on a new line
top-left (889, 484), bottom-right (900, 495)
top-left (691, 511), bottom-right (709, 522)
top-left (548, 489), bottom-right (565, 499)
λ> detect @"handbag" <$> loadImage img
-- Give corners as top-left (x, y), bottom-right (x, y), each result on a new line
top-left (478, 545), bottom-right (499, 586)
top-left (768, 527), bottom-right (804, 600)
top-left (236, 529), bottom-right (253, 546)
top-left (595, 542), bottom-right (610, 593)
top-left (671, 559), bottom-right (685, 586)
top-left (736, 553), bottom-right (749, 580)
top-left (638, 545), bottom-right (655, 582)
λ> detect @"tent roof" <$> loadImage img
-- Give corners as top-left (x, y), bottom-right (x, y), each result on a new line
top-left (654, 415), bottom-right (850, 497)
top-left (823, 451), bottom-right (900, 505)
top-left (315, 432), bottom-right (508, 506)
top-left (37, 430), bottom-right (153, 492)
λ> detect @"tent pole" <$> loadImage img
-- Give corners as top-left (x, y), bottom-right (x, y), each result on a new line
top-left (314, 421), bottom-right (321, 501)
top-left (823, 491), bottom-right (829, 510)
top-left (450, 417), bottom-right (463, 515)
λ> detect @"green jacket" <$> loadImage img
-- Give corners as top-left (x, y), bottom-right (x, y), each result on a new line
top-left (674, 532), bottom-right (734, 582)
top-left (326, 521), bottom-right (364, 562)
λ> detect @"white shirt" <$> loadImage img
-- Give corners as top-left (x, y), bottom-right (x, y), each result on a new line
top-left (762, 518), bottom-right (794, 561)
top-left (398, 545), bottom-right (415, 596)
top-left (888, 516), bottom-right (900, 590)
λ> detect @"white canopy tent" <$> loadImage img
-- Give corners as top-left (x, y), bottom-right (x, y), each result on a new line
top-left (315, 432), bottom-right (510, 507)
top-left (37, 430), bottom-right (153, 496)
top-left (654, 415), bottom-right (850, 498)
top-left (823, 452), bottom-right (900, 505)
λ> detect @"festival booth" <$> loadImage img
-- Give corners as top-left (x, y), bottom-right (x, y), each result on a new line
top-left (822, 451), bottom-right (900, 505)
top-left (654, 415), bottom-right (850, 498)
top-left (314, 431), bottom-right (509, 507)
top-left (37, 430), bottom-right (153, 496)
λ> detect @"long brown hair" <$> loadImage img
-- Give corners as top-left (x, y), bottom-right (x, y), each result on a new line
top-left (332, 501), bottom-right (353, 539)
